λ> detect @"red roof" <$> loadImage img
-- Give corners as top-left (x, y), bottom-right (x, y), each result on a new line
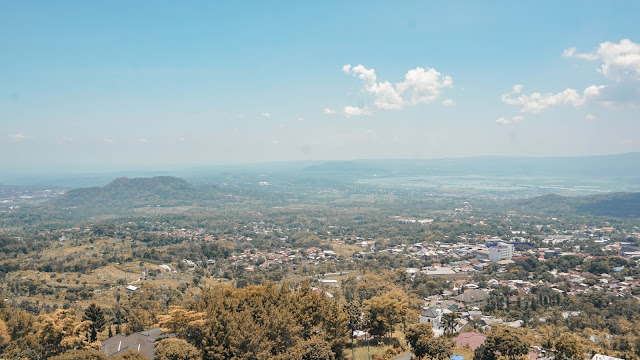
top-left (452, 332), bottom-right (487, 350)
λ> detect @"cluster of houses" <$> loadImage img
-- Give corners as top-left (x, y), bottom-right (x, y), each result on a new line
top-left (227, 246), bottom-right (337, 271)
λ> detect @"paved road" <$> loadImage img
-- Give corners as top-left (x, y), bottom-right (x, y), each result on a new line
top-left (392, 352), bottom-right (413, 360)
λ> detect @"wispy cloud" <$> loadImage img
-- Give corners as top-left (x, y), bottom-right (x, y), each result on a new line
top-left (261, 112), bottom-right (271, 118)
top-left (561, 47), bottom-right (598, 61)
top-left (8, 133), bottom-right (27, 142)
top-left (501, 84), bottom-right (603, 113)
top-left (323, 108), bottom-right (337, 115)
top-left (496, 115), bottom-right (524, 125)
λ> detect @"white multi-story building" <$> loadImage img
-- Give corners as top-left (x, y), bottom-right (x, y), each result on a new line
top-left (489, 242), bottom-right (514, 262)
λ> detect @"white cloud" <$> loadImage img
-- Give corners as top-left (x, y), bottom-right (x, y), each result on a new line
top-left (397, 67), bottom-right (453, 105)
top-left (342, 64), bottom-right (453, 112)
top-left (496, 115), bottom-right (524, 125)
top-left (585, 114), bottom-right (597, 121)
top-left (8, 133), bottom-right (26, 141)
top-left (137, 138), bottom-right (148, 143)
top-left (501, 85), bottom-right (603, 113)
top-left (104, 138), bottom-right (115, 144)
top-left (561, 47), bottom-right (599, 61)
top-left (442, 98), bottom-right (455, 106)
top-left (346, 64), bottom-right (377, 84)
top-left (502, 39), bottom-right (640, 123)
top-left (297, 117), bottom-right (304, 121)
top-left (272, 139), bottom-right (279, 145)
top-left (261, 112), bottom-right (271, 118)
top-left (343, 106), bottom-right (371, 117)
top-left (596, 39), bottom-right (640, 81)
top-left (564, 39), bottom-right (640, 81)
top-left (370, 80), bottom-right (404, 110)
top-left (323, 108), bottom-right (337, 115)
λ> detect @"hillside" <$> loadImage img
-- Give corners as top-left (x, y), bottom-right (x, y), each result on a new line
top-left (49, 176), bottom-right (221, 209)
top-left (510, 192), bottom-right (640, 218)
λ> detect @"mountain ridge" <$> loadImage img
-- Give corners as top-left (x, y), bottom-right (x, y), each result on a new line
top-left (509, 192), bottom-right (640, 218)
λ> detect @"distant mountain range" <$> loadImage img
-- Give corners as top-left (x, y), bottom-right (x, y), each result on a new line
top-left (45, 175), bottom-right (640, 218)
top-left (2, 153), bottom-right (639, 188)
top-left (299, 152), bottom-right (640, 179)
top-left (49, 176), bottom-right (223, 209)
top-left (509, 192), bottom-right (640, 218)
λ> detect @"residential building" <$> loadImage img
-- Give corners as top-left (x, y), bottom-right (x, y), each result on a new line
top-left (419, 307), bottom-right (442, 329)
top-left (453, 289), bottom-right (490, 307)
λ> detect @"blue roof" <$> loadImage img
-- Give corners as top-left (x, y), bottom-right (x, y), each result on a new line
top-left (451, 355), bottom-right (464, 360)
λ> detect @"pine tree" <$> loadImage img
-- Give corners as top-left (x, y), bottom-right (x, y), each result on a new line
top-left (83, 304), bottom-right (107, 342)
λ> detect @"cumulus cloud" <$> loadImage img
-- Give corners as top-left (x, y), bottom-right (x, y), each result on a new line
top-left (564, 39), bottom-right (640, 81)
top-left (585, 114), bottom-right (597, 121)
top-left (343, 106), bottom-right (371, 117)
top-left (442, 98), bottom-right (455, 106)
top-left (323, 108), bottom-right (337, 115)
top-left (501, 85), bottom-right (603, 113)
top-left (342, 64), bottom-right (453, 113)
top-left (261, 112), bottom-right (271, 118)
top-left (8, 133), bottom-right (27, 141)
top-left (597, 40), bottom-right (640, 81)
top-left (501, 39), bottom-right (640, 123)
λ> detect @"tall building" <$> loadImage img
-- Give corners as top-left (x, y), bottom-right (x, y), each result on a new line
top-left (489, 242), bottom-right (514, 262)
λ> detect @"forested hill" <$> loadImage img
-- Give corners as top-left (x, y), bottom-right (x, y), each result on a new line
top-left (509, 192), bottom-right (640, 218)
top-left (49, 176), bottom-right (222, 209)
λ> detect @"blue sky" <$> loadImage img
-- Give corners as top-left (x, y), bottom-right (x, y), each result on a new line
top-left (1, 1), bottom-right (640, 172)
